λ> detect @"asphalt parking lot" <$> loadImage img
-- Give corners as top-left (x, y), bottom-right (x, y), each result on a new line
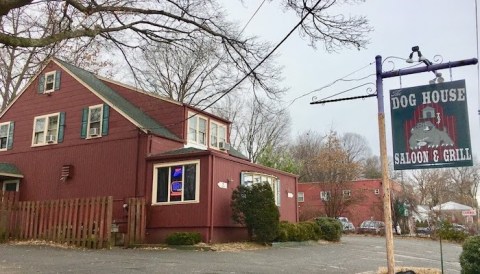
top-left (0, 235), bottom-right (462, 274)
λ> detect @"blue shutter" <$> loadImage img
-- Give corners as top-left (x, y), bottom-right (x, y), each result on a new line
top-left (38, 75), bottom-right (45, 94)
top-left (58, 112), bottom-right (65, 143)
top-left (54, 70), bottom-right (61, 90)
top-left (81, 108), bottom-right (88, 139)
top-left (102, 104), bottom-right (109, 136)
top-left (7, 121), bottom-right (14, 150)
top-left (240, 172), bottom-right (245, 185)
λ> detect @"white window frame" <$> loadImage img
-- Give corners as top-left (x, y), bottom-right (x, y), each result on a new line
top-left (374, 189), bottom-right (380, 195)
top-left (343, 189), bottom-right (351, 198)
top-left (298, 192), bottom-right (305, 203)
top-left (87, 104), bottom-right (103, 139)
top-left (32, 113), bottom-right (60, 146)
top-left (0, 122), bottom-right (10, 151)
top-left (209, 121), bottom-right (227, 150)
top-left (320, 191), bottom-right (331, 201)
top-left (2, 180), bottom-right (19, 192)
top-left (187, 112), bottom-right (207, 147)
top-left (241, 172), bottom-right (281, 206)
top-left (44, 71), bottom-right (56, 93)
top-left (152, 160), bottom-right (200, 205)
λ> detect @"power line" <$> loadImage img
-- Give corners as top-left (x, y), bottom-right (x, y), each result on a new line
top-left (284, 62), bottom-right (375, 108)
top-left (240, 0), bottom-right (268, 34)
top-left (310, 82), bottom-right (376, 104)
top-left (199, 0), bottom-right (323, 113)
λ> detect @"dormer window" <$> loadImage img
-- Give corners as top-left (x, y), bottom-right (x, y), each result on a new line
top-left (210, 121), bottom-right (227, 150)
top-left (38, 70), bottom-right (61, 94)
top-left (187, 112), bottom-right (207, 146)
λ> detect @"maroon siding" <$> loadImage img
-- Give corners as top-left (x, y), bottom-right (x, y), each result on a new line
top-left (102, 81), bottom-right (185, 140)
top-left (298, 180), bottom-right (400, 227)
top-left (0, 61), bottom-right (147, 224)
top-left (144, 151), bottom-right (298, 243)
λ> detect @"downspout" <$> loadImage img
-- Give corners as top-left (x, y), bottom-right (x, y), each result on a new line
top-left (295, 176), bottom-right (299, 223)
top-left (208, 154), bottom-right (215, 243)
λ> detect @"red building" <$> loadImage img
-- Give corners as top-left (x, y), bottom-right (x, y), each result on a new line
top-left (0, 59), bottom-right (298, 243)
top-left (298, 179), bottom-right (401, 227)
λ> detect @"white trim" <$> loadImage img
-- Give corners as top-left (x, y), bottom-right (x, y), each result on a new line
top-left (298, 192), bottom-right (305, 202)
top-left (87, 104), bottom-right (103, 139)
top-left (0, 121), bottom-right (11, 151)
top-left (187, 112), bottom-right (208, 147)
top-left (320, 191), bottom-right (331, 201)
top-left (209, 120), bottom-right (227, 150)
top-left (44, 71), bottom-right (56, 93)
top-left (2, 179), bottom-right (19, 192)
top-left (240, 171), bottom-right (280, 206)
top-left (31, 112), bottom-right (60, 146)
top-left (151, 160), bottom-right (200, 205)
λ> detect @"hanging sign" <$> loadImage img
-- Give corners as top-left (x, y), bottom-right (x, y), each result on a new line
top-left (390, 80), bottom-right (472, 170)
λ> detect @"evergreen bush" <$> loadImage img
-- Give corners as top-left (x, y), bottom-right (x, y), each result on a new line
top-left (165, 232), bottom-right (202, 245)
top-left (436, 221), bottom-right (468, 243)
top-left (231, 183), bottom-right (280, 243)
top-left (315, 217), bottom-right (342, 242)
top-left (460, 236), bottom-right (480, 274)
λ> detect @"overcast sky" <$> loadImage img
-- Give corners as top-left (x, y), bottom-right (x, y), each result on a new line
top-left (222, 0), bottom-right (480, 160)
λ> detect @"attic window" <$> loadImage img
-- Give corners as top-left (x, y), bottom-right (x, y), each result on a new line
top-left (38, 70), bottom-right (61, 94)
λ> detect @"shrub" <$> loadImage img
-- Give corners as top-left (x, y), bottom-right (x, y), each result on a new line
top-left (460, 236), bottom-right (480, 274)
top-left (165, 232), bottom-right (202, 245)
top-left (231, 183), bottom-right (280, 243)
top-left (315, 217), bottom-right (342, 242)
top-left (436, 221), bottom-right (468, 243)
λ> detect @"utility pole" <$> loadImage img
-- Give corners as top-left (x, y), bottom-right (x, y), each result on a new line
top-left (375, 52), bottom-right (477, 274)
top-left (311, 49), bottom-right (477, 274)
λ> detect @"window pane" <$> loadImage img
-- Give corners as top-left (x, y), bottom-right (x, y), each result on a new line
top-left (170, 166), bottom-right (183, 202)
top-left (210, 123), bottom-right (217, 146)
top-left (4, 183), bottom-right (17, 192)
top-left (90, 107), bottom-right (101, 122)
top-left (219, 126), bottom-right (226, 143)
top-left (47, 116), bottom-right (58, 136)
top-left (35, 118), bottom-right (45, 133)
top-left (199, 118), bottom-right (206, 145)
top-left (0, 137), bottom-right (6, 149)
top-left (157, 167), bottom-right (169, 202)
top-left (0, 124), bottom-right (8, 136)
top-left (184, 164), bottom-right (196, 201)
top-left (188, 117), bottom-right (197, 142)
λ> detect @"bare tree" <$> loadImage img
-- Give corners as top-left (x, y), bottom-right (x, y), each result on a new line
top-left (0, 1), bottom-right (371, 106)
top-left (0, 6), bottom-right (111, 111)
top-left (316, 132), bottom-right (361, 217)
top-left (290, 130), bottom-right (324, 182)
top-left (361, 156), bottom-right (382, 179)
top-left (135, 37), bottom-right (284, 107)
top-left (341, 132), bottom-right (371, 164)
top-left (223, 96), bottom-right (290, 162)
top-left (444, 166), bottom-right (480, 208)
top-left (409, 169), bottom-right (450, 207)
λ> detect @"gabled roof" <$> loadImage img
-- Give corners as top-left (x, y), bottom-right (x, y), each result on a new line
top-left (54, 59), bottom-right (181, 142)
top-left (0, 163), bottom-right (23, 178)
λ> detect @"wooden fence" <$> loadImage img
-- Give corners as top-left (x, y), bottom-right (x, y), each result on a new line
top-left (0, 194), bottom-right (113, 249)
top-left (125, 197), bottom-right (146, 247)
